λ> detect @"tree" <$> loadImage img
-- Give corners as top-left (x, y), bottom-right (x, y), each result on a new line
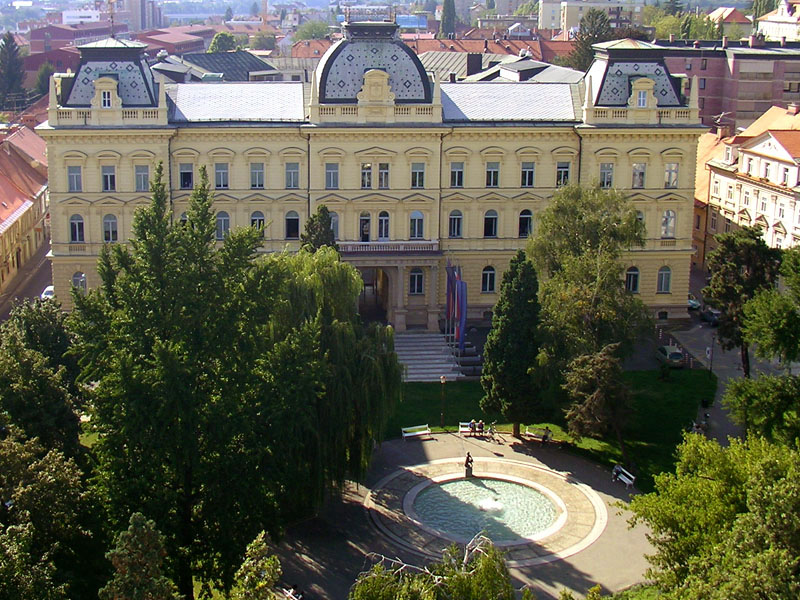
top-left (703, 227), bottom-right (782, 378)
top-left (480, 250), bottom-right (541, 437)
top-left (0, 31), bottom-right (25, 109)
top-left (653, 14), bottom-right (682, 38)
top-left (751, 0), bottom-right (778, 20)
top-left (561, 9), bottom-right (612, 72)
top-left (440, 0), bottom-right (456, 37)
top-left (294, 19), bottom-right (330, 41)
top-left (231, 532), bottom-right (281, 600)
top-left (99, 513), bottom-right (179, 600)
top-left (224, 5), bottom-right (233, 21)
top-left (663, 0), bottom-right (683, 16)
top-left (251, 1), bottom-right (260, 17)
top-left (301, 204), bottom-right (338, 252)
top-left (486, 0), bottom-right (496, 8)
top-left (0, 523), bottom-right (66, 600)
top-left (724, 375), bottom-right (800, 445)
top-left (514, 1), bottom-right (537, 15)
top-left (35, 62), bottom-right (55, 97)
top-left (251, 32), bottom-right (276, 50)
top-left (208, 31), bottom-right (237, 53)
top-left (562, 343), bottom-right (632, 463)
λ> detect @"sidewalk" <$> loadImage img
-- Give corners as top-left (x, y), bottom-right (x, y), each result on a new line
top-left (0, 240), bottom-right (51, 319)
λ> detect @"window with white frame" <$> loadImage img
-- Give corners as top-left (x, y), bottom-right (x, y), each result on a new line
top-left (556, 161), bottom-right (570, 186)
top-left (69, 214), bottom-right (84, 243)
top-left (378, 163), bottom-right (389, 189)
top-left (710, 211), bottom-right (717, 230)
top-left (760, 199), bottom-right (767, 212)
top-left (481, 266), bottom-right (496, 293)
top-left (409, 210), bottom-right (424, 239)
top-left (743, 190), bottom-right (750, 206)
top-left (411, 162), bottom-right (425, 188)
top-left (746, 157), bottom-right (753, 174)
top-left (664, 163), bottom-right (679, 188)
top-left (67, 166), bottom-right (82, 192)
top-left (724, 147), bottom-right (732, 163)
top-left (637, 90), bottom-right (647, 108)
top-left (72, 272), bottom-right (87, 294)
top-left (250, 210), bottom-right (265, 231)
top-left (101, 90), bottom-right (112, 108)
top-left (250, 163), bottom-right (265, 189)
top-left (779, 204), bottom-right (786, 218)
top-left (361, 163), bottom-right (372, 189)
top-left (449, 210), bottom-right (462, 238)
top-left (764, 162), bottom-right (771, 179)
top-left (661, 210), bottom-right (676, 238)
top-left (450, 162), bottom-right (464, 187)
top-left (179, 163), bottom-right (193, 189)
top-left (329, 211), bottom-right (339, 239)
top-left (519, 209), bottom-right (532, 238)
top-left (485, 162), bottom-right (499, 187)
top-left (378, 211), bottom-right (389, 241)
top-left (782, 167), bottom-right (789, 185)
top-left (409, 268), bottom-right (424, 295)
top-left (712, 179), bottom-right (719, 196)
top-left (727, 186), bottom-right (734, 200)
top-left (625, 266), bottom-right (639, 293)
top-left (632, 163), bottom-right (646, 188)
top-left (215, 211), bottom-right (230, 240)
top-left (484, 209), bottom-right (498, 238)
top-left (724, 217), bottom-right (731, 232)
top-left (101, 165), bottom-right (116, 192)
top-left (325, 163), bottom-right (339, 189)
top-left (103, 214), bottom-right (118, 243)
top-left (657, 266), bottom-right (671, 293)
top-left (214, 163), bottom-right (229, 189)
top-left (521, 162), bottom-right (535, 187)
top-left (135, 165), bottom-right (149, 192)
top-left (285, 162), bottom-right (299, 189)
top-left (600, 163), bottom-right (614, 188)
top-left (360, 212), bottom-right (371, 242)
top-left (285, 211), bottom-right (300, 239)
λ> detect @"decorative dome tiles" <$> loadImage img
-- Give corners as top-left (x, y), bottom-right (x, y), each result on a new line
top-left (596, 61), bottom-right (680, 107)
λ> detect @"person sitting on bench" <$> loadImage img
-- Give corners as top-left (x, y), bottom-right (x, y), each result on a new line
top-left (469, 419), bottom-right (476, 436)
top-left (477, 420), bottom-right (484, 435)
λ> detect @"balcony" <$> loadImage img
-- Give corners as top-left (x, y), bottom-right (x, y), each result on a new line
top-left (338, 240), bottom-right (440, 254)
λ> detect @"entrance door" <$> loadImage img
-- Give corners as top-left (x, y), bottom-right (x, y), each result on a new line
top-left (358, 267), bottom-right (388, 323)
top-left (360, 212), bottom-right (370, 242)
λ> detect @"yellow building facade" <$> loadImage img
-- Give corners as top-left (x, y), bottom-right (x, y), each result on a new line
top-left (41, 31), bottom-right (704, 328)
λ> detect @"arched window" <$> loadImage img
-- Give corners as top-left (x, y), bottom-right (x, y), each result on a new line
top-left (448, 210), bottom-right (462, 238)
top-left (250, 211), bottom-right (265, 235)
top-left (657, 266), bottom-right (672, 293)
top-left (69, 214), bottom-right (84, 243)
top-left (360, 211), bottom-right (371, 242)
top-left (484, 209), bottom-right (498, 238)
top-left (409, 267), bottom-right (424, 295)
top-left (519, 209), bottom-right (532, 238)
top-left (103, 214), bottom-right (118, 243)
top-left (661, 210), bottom-right (676, 238)
top-left (410, 210), bottom-right (424, 239)
top-left (71, 272), bottom-right (87, 294)
top-left (625, 266), bottom-right (639, 293)
top-left (329, 211), bottom-right (339, 240)
top-left (285, 210), bottom-right (300, 239)
top-left (378, 211), bottom-right (389, 241)
top-left (215, 211), bottom-right (230, 240)
top-left (481, 266), bottom-right (496, 293)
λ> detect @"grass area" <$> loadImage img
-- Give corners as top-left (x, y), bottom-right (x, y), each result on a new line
top-left (389, 369), bottom-right (717, 492)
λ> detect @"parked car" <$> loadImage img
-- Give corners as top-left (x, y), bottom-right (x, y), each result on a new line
top-left (700, 306), bottom-right (721, 326)
top-left (656, 345), bottom-right (685, 368)
top-left (40, 285), bottom-right (55, 300)
top-left (687, 293), bottom-right (701, 311)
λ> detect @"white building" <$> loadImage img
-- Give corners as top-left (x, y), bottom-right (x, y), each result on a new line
top-left (62, 10), bottom-right (101, 25)
top-left (757, 0), bottom-right (800, 41)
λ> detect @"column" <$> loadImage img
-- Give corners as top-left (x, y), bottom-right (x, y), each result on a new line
top-left (426, 263), bottom-right (440, 332)
top-left (393, 264), bottom-right (407, 332)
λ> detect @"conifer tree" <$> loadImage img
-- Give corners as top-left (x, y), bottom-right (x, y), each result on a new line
top-left (562, 9), bottom-right (611, 72)
top-left (440, 0), bottom-right (456, 37)
top-left (301, 204), bottom-right (338, 252)
top-left (0, 31), bottom-right (25, 110)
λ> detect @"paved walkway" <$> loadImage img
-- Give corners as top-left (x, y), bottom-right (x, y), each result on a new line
top-left (274, 432), bottom-right (652, 599)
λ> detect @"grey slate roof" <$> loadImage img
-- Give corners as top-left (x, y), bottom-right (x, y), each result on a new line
top-left (179, 51), bottom-right (273, 82)
top-left (167, 82), bottom-right (306, 122)
top-left (441, 82), bottom-right (578, 122)
top-left (417, 51), bottom-right (516, 80)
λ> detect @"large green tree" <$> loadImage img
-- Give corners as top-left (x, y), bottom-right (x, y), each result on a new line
top-left (251, 32), bottom-right (276, 50)
top-left (301, 204), bottom-right (338, 252)
top-left (231, 532), bottom-right (281, 600)
top-left (724, 375), bottom-right (800, 445)
top-left (663, 0), bottom-right (683, 16)
top-left (208, 31), bottom-right (237, 53)
top-left (703, 227), bottom-right (782, 378)
top-left (35, 62), bottom-right (55, 97)
top-left (0, 31), bottom-right (25, 109)
top-left (294, 19), bottom-right (330, 41)
top-left (480, 250), bottom-right (541, 437)
top-left (440, 0), bottom-right (456, 37)
top-left (561, 9), bottom-right (611, 72)
top-left (751, 0), bottom-right (778, 20)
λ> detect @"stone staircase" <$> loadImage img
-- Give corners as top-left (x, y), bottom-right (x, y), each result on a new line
top-left (393, 332), bottom-right (463, 382)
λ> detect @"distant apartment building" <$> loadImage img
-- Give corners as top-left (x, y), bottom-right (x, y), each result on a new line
top-left (61, 9), bottom-right (101, 25)
top-left (127, 0), bottom-right (164, 32)
top-left (539, 0), bottom-right (561, 30)
top-left (29, 22), bottom-right (129, 53)
top-left (560, 0), bottom-right (646, 35)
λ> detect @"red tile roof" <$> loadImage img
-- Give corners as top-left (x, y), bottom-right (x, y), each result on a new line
top-left (5, 125), bottom-right (47, 167)
top-left (768, 130), bottom-right (800, 159)
top-left (0, 168), bottom-right (34, 236)
top-left (0, 145), bottom-right (47, 198)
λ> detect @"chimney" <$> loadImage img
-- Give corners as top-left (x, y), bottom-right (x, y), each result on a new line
top-left (466, 52), bottom-right (482, 76)
top-left (781, 36), bottom-right (787, 47)
top-left (722, 35), bottom-right (728, 49)
top-left (449, 72), bottom-right (456, 83)
top-left (669, 33), bottom-right (674, 42)
top-left (788, 102), bottom-right (800, 115)
top-left (749, 34), bottom-right (756, 47)
top-left (483, 39), bottom-right (488, 51)
top-left (716, 125), bottom-right (731, 139)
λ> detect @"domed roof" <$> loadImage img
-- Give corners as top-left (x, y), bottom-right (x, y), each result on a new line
top-left (317, 21), bottom-right (432, 104)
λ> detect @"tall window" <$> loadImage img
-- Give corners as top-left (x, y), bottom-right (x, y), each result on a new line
top-left (664, 163), bottom-right (679, 188)
top-left (481, 266), bottom-right (496, 293)
top-left (101, 165), bottom-right (116, 192)
top-left (135, 165), bottom-right (149, 192)
top-left (556, 162), bottom-right (570, 186)
top-left (67, 166), bottom-right (82, 192)
top-left (450, 162), bottom-right (464, 187)
top-left (712, 179), bottom-right (719, 196)
top-left (285, 162), bottom-right (299, 189)
top-left (763, 162), bottom-right (771, 179)
top-left (661, 210), bottom-right (676, 238)
top-left (72, 272), bottom-right (87, 294)
top-left (214, 163), bottom-right (229, 189)
top-left (330, 211), bottom-right (339, 239)
top-left (636, 90), bottom-right (647, 108)
top-left (361, 163), bottom-right (372, 189)
top-left (657, 266), bottom-right (672, 293)
top-left (69, 214), bottom-right (84, 242)
top-left (378, 211), bottom-right (389, 241)
top-left (410, 210), bottom-right (424, 239)
top-left (485, 162), bottom-right (499, 187)
top-left (378, 163), bottom-right (389, 189)
top-left (600, 163), bottom-right (614, 188)
top-left (409, 268), bottom-right (424, 295)
top-left (710, 211), bottom-right (717, 230)
top-left (325, 163), bottom-right (339, 189)
top-left (101, 90), bottom-right (112, 108)
top-left (103, 214), bottom-right (118, 243)
top-left (743, 190), bottom-right (750, 206)
top-left (411, 163), bottom-right (425, 188)
top-left (484, 209), bottom-right (498, 238)
top-left (250, 162), bottom-right (265, 189)
top-left (782, 167), bottom-right (790, 185)
top-left (521, 162), bottom-right (535, 187)
top-left (360, 212), bottom-right (371, 242)
top-left (179, 163), bottom-right (193, 189)
top-left (625, 267), bottom-right (639, 293)
top-left (285, 211), bottom-right (300, 239)
top-left (746, 157), bottom-right (753, 174)
top-left (632, 163), bottom-right (646, 188)
top-left (250, 210), bottom-right (265, 231)
top-left (519, 209), bottom-right (532, 238)
top-left (449, 210), bottom-right (462, 238)
top-left (215, 211), bottom-right (230, 240)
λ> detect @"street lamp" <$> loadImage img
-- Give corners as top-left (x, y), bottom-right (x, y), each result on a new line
top-left (440, 375), bottom-right (447, 429)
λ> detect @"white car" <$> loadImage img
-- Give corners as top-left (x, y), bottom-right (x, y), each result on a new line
top-left (40, 285), bottom-right (55, 300)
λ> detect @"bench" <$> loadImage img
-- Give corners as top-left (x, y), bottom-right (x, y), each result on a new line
top-left (524, 426), bottom-right (553, 444)
top-left (612, 465), bottom-right (636, 489)
top-left (401, 424), bottom-right (431, 440)
top-left (459, 422), bottom-right (474, 435)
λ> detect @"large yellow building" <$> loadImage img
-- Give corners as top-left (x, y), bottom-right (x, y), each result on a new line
top-left (40, 30), bottom-right (703, 328)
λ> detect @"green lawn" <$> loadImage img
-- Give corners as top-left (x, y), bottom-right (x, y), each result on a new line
top-left (388, 370), bottom-right (717, 492)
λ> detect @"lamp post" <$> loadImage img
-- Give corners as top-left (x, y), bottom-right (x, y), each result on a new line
top-left (440, 375), bottom-right (447, 429)
top-left (708, 333), bottom-right (716, 378)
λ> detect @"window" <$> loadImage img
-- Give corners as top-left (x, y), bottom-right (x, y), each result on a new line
top-left (179, 163), bottom-right (193, 189)
top-left (519, 209), bottom-right (532, 238)
top-left (724, 147), bottom-right (732, 163)
top-left (360, 212), bottom-right (371, 242)
top-left (410, 210), bottom-right (424, 239)
top-left (101, 165), bottom-right (116, 192)
top-left (378, 211), bottom-right (389, 241)
top-left (285, 162), bottom-right (299, 189)
top-left (777, 237), bottom-right (784, 248)
top-left (727, 186), bottom-right (733, 200)
top-left (521, 162), bottom-right (535, 187)
top-left (330, 211), bottom-right (339, 239)
top-left (782, 167), bottom-right (789, 185)
top-left (103, 214), bottom-right (118, 243)
top-left (760, 199), bottom-right (767, 212)
top-left (779, 204), bottom-right (786, 219)
top-left (701, 58), bottom-right (707, 70)
top-left (600, 163), bottom-right (614, 188)
top-left (695, 214), bottom-right (701, 230)
top-left (763, 162), bottom-right (771, 179)
top-left (625, 267), bottom-right (639, 293)
top-left (325, 163), bottom-right (339, 189)
top-left (724, 217), bottom-right (731, 233)
top-left (69, 214), bottom-right (84, 242)
top-left (657, 266), bottom-right (672, 293)
top-left (449, 210), bottom-right (462, 238)
top-left (67, 166), bottom-right (82, 192)
top-left (250, 163), bottom-right (265, 189)
top-left (212, 163), bottom-right (228, 189)
top-left (746, 157), bottom-right (753, 174)
top-left (285, 211), bottom-right (299, 239)
top-left (484, 209), bottom-right (498, 238)
top-left (215, 211), bottom-right (230, 240)
top-left (71, 272), bottom-right (87, 294)
top-left (250, 210), bottom-right (265, 231)
top-left (712, 179), bottom-right (719, 196)
top-left (485, 162), bottom-right (499, 187)
top-left (556, 162), bottom-right (570, 186)
top-left (744, 190), bottom-right (750, 206)
top-left (411, 162), bottom-right (425, 188)
top-left (361, 163), bottom-right (372, 189)
top-left (699, 78), bottom-right (706, 90)
top-left (409, 268), bottom-right (424, 295)
top-left (101, 90), bottom-right (112, 108)
top-left (450, 162), bottom-right (464, 187)
top-left (637, 90), bottom-right (647, 108)
top-left (661, 210), bottom-right (676, 238)
top-left (481, 266), bottom-right (496, 293)
top-left (664, 163), bottom-right (679, 189)
top-left (378, 163), bottom-right (389, 189)
top-left (134, 165), bottom-right (149, 192)
top-left (632, 163), bottom-right (646, 188)
top-left (710, 211), bottom-right (717, 230)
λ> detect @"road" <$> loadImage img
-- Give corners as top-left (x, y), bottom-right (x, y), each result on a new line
top-left (0, 241), bottom-right (52, 321)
